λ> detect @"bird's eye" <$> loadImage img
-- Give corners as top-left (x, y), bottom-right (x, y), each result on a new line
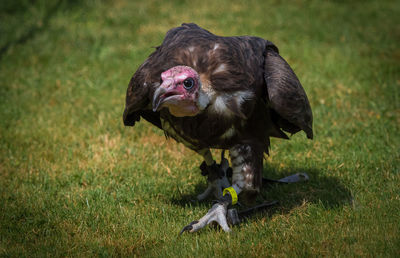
top-left (183, 78), bottom-right (195, 90)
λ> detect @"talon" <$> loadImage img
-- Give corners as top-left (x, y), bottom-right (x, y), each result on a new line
top-left (180, 220), bottom-right (199, 235)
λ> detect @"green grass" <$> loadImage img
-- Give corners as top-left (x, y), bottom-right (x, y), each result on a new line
top-left (1, 0), bottom-right (399, 256)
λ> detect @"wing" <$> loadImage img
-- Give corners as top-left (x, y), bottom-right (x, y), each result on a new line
top-left (264, 46), bottom-right (313, 139)
top-left (123, 52), bottom-right (163, 129)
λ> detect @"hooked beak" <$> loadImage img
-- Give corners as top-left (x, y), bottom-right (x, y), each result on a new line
top-left (152, 86), bottom-right (182, 112)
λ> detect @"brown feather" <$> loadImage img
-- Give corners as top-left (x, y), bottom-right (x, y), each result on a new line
top-left (123, 23), bottom-right (313, 153)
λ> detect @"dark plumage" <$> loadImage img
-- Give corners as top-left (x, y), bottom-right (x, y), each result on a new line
top-left (123, 23), bottom-right (313, 233)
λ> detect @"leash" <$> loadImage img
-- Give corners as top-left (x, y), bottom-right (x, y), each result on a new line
top-left (228, 173), bottom-right (309, 225)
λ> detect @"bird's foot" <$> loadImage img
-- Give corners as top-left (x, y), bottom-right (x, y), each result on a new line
top-left (197, 152), bottom-right (232, 201)
top-left (196, 173), bottom-right (230, 201)
top-left (180, 201), bottom-right (231, 233)
top-left (180, 200), bottom-right (280, 234)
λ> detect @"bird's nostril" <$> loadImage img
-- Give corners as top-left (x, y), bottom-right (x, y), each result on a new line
top-left (162, 91), bottom-right (176, 98)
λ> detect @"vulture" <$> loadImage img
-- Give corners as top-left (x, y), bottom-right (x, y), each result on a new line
top-left (123, 23), bottom-right (313, 233)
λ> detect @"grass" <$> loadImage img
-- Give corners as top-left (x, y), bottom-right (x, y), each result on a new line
top-left (0, 0), bottom-right (399, 256)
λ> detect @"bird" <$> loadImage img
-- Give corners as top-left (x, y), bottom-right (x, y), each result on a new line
top-left (123, 23), bottom-right (313, 233)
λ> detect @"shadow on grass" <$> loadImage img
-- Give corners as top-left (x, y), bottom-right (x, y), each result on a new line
top-left (169, 165), bottom-right (352, 217)
top-left (260, 166), bottom-right (351, 208)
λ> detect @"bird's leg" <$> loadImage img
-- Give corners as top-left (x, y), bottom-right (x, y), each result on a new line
top-left (181, 144), bottom-right (262, 233)
top-left (196, 150), bottom-right (231, 201)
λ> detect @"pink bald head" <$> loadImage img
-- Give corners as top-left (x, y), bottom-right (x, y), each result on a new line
top-left (152, 66), bottom-right (202, 117)
top-left (161, 65), bottom-right (199, 84)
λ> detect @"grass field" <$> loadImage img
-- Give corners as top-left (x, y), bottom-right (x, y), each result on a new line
top-left (1, 0), bottom-right (399, 256)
